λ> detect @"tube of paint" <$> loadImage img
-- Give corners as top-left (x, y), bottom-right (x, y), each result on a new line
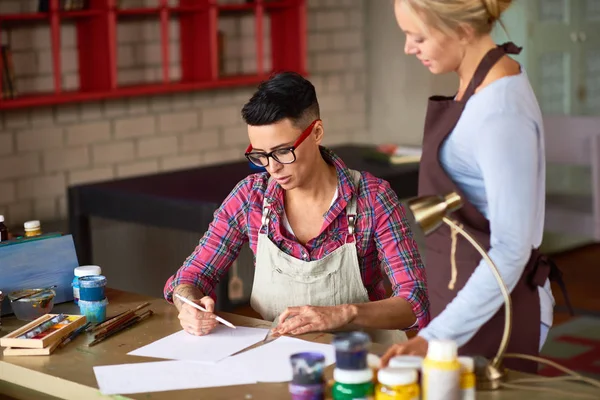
top-left (289, 352), bottom-right (326, 400)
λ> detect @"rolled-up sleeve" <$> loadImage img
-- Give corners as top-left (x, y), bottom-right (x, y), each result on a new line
top-left (163, 177), bottom-right (252, 303)
top-left (373, 181), bottom-right (430, 330)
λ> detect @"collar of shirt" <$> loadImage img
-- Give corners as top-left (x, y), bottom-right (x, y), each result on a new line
top-left (261, 146), bottom-right (359, 228)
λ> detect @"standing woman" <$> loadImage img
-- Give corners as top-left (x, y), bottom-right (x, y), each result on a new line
top-left (381, 0), bottom-right (568, 373)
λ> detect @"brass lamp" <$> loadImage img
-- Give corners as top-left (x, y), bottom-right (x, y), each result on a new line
top-left (407, 192), bottom-right (510, 390)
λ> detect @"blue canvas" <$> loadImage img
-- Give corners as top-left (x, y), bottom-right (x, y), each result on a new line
top-left (0, 234), bottom-right (79, 316)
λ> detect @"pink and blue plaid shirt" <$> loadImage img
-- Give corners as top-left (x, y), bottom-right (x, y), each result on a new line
top-left (164, 147), bottom-right (430, 330)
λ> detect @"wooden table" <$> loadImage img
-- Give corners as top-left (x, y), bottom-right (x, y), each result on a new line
top-left (1, 289), bottom-right (598, 400)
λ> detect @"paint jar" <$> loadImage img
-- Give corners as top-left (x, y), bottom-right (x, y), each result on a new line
top-left (24, 220), bottom-right (42, 237)
top-left (78, 298), bottom-right (108, 323)
top-left (72, 265), bottom-right (102, 304)
top-left (332, 368), bottom-right (374, 400)
top-left (458, 357), bottom-right (476, 400)
top-left (289, 352), bottom-right (326, 400)
top-left (422, 339), bottom-right (460, 400)
top-left (78, 275), bottom-right (107, 302)
top-left (375, 367), bottom-right (420, 400)
top-left (367, 353), bottom-right (382, 383)
top-left (332, 331), bottom-right (371, 370)
top-left (389, 355), bottom-right (424, 385)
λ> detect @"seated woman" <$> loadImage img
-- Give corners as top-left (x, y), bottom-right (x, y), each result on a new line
top-left (163, 72), bottom-right (429, 345)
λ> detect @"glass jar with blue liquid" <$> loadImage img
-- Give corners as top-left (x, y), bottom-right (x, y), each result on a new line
top-left (72, 265), bottom-right (102, 304)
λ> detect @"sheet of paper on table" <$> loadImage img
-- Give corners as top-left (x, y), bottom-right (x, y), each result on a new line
top-left (127, 325), bottom-right (269, 363)
top-left (93, 360), bottom-right (255, 395)
top-left (95, 327), bottom-right (337, 394)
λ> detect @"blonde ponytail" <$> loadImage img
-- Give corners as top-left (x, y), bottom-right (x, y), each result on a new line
top-left (481, 0), bottom-right (513, 23)
top-left (398, 0), bottom-right (514, 36)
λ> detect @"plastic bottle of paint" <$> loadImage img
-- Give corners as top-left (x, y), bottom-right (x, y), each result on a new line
top-left (332, 368), bottom-right (375, 400)
top-left (375, 367), bottom-right (420, 400)
top-left (421, 339), bottom-right (460, 400)
top-left (289, 352), bottom-right (326, 400)
top-left (332, 332), bottom-right (371, 370)
top-left (0, 215), bottom-right (8, 242)
top-left (72, 265), bottom-right (102, 304)
top-left (458, 356), bottom-right (476, 400)
top-left (24, 220), bottom-right (42, 237)
top-left (389, 355), bottom-right (424, 385)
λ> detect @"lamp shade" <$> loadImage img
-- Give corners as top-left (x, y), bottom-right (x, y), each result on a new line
top-left (406, 192), bottom-right (463, 235)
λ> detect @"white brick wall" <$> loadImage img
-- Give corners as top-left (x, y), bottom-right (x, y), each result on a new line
top-left (0, 0), bottom-right (370, 226)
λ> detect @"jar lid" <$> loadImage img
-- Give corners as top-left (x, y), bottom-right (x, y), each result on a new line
top-left (332, 331), bottom-right (371, 352)
top-left (458, 356), bottom-right (474, 372)
top-left (75, 265), bottom-right (102, 277)
top-left (378, 367), bottom-right (417, 386)
top-left (78, 275), bottom-right (107, 288)
top-left (389, 355), bottom-right (424, 369)
top-left (333, 368), bottom-right (373, 384)
top-left (426, 339), bottom-right (457, 362)
top-left (24, 220), bottom-right (40, 230)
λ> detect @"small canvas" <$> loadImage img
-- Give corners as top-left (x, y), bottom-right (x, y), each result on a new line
top-left (0, 235), bottom-right (79, 316)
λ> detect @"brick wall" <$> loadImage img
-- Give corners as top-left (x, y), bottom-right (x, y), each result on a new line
top-left (0, 0), bottom-right (369, 228)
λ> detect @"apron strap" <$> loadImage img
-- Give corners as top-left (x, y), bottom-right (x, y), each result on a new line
top-left (529, 253), bottom-right (575, 316)
top-left (260, 177), bottom-right (274, 233)
top-left (461, 42), bottom-right (523, 102)
top-left (346, 170), bottom-right (361, 236)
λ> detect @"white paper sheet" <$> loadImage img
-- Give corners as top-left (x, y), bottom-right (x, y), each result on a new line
top-left (93, 360), bottom-right (255, 395)
top-left (127, 325), bottom-right (269, 363)
top-left (219, 336), bottom-right (336, 382)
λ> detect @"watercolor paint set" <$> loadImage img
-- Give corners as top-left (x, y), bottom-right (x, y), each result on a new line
top-left (0, 313), bottom-right (87, 356)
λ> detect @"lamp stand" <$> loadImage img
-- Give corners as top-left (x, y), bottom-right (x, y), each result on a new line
top-left (442, 217), bottom-right (512, 390)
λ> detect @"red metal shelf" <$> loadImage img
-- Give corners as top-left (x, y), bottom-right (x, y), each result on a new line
top-left (218, 4), bottom-right (255, 12)
top-left (116, 8), bottom-right (161, 16)
top-left (0, 13), bottom-right (49, 22)
top-left (170, 6), bottom-right (208, 13)
top-left (60, 10), bottom-right (104, 18)
top-left (0, 74), bottom-right (272, 110)
top-left (0, 0), bottom-right (307, 110)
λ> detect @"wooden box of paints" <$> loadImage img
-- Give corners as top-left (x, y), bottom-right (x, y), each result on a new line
top-left (0, 313), bottom-right (86, 356)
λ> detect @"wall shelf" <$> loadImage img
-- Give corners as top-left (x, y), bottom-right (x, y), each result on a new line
top-left (0, 0), bottom-right (307, 110)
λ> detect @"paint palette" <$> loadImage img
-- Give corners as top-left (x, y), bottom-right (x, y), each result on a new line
top-left (0, 313), bottom-right (86, 356)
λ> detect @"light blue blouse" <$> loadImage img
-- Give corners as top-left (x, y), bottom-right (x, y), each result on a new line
top-left (418, 70), bottom-right (554, 346)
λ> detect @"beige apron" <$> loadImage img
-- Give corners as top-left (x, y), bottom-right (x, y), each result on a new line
top-left (250, 169), bottom-right (407, 346)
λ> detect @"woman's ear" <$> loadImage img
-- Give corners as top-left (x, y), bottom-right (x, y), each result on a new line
top-left (457, 23), bottom-right (477, 44)
top-left (313, 121), bottom-right (325, 145)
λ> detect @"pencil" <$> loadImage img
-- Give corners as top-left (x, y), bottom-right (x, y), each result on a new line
top-left (174, 294), bottom-right (236, 329)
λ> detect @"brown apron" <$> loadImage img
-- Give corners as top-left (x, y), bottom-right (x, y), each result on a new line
top-left (418, 42), bottom-right (572, 373)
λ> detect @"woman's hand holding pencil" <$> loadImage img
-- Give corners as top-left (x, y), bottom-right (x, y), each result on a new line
top-left (174, 293), bottom-right (236, 336)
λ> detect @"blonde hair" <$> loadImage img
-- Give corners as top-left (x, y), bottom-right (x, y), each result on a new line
top-left (398, 0), bottom-right (513, 36)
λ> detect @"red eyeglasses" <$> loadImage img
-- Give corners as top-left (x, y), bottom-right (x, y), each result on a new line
top-left (244, 119), bottom-right (321, 167)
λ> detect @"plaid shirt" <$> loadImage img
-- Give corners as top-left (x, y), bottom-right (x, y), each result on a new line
top-left (164, 147), bottom-right (430, 330)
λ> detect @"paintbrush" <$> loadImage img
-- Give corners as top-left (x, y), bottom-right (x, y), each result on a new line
top-left (59, 322), bottom-right (91, 348)
top-left (88, 310), bottom-right (154, 347)
top-left (10, 285), bottom-right (58, 302)
top-left (89, 302), bottom-right (150, 333)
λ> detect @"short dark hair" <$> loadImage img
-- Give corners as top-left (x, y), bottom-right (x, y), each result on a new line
top-left (241, 71), bottom-right (320, 128)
